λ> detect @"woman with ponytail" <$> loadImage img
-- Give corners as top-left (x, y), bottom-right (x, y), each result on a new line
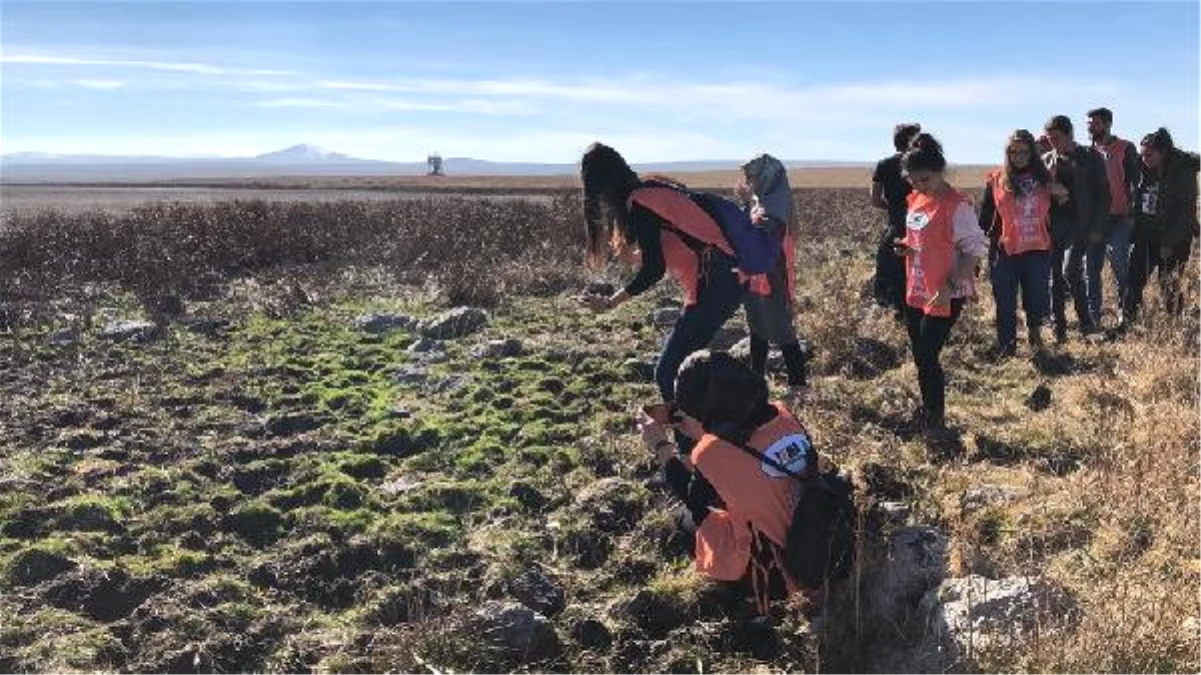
top-left (578, 142), bottom-right (746, 404)
top-left (893, 133), bottom-right (989, 431)
top-left (1125, 128), bottom-right (1200, 323)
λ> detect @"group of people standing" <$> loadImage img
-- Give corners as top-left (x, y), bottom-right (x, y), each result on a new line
top-left (570, 113), bottom-right (1196, 616)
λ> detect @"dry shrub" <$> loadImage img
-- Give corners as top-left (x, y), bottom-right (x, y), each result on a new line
top-left (0, 192), bottom-right (587, 309)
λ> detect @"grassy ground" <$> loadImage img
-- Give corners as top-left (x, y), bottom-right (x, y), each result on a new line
top-left (0, 188), bottom-right (1197, 673)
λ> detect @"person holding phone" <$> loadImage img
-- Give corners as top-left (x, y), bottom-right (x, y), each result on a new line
top-left (578, 142), bottom-right (745, 405)
top-left (977, 130), bottom-right (1060, 358)
top-left (637, 350), bottom-right (821, 616)
top-left (893, 133), bottom-right (988, 431)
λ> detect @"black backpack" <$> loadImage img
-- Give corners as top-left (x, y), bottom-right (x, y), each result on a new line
top-left (728, 436), bottom-right (857, 589)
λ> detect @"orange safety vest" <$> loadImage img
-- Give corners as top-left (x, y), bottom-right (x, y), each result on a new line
top-left (1095, 137), bottom-right (1133, 215)
top-left (989, 170), bottom-right (1052, 255)
top-left (903, 188), bottom-right (967, 318)
top-left (690, 403), bottom-right (808, 611)
top-left (627, 185), bottom-right (771, 306)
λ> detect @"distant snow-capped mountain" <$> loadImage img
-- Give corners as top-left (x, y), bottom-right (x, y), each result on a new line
top-left (251, 144), bottom-right (381, 164)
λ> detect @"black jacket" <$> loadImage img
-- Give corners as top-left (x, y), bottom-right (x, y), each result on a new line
top-left (1134, 149), bottom-right (1201, 249)
top-left (1043, 145), bottom-right (1111, 244)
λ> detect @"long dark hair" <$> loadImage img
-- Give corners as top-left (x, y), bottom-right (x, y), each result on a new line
top-left (901, 132), bottom-right (947, 173)
top-left (580, 142), bottom-right (640, 265)
top-left (1000, 129), bottom-right (1051, 193)
top-left (1141, 127), bottom-right (1175, 153)
top-left (675, 350), bottom-right (773, 444)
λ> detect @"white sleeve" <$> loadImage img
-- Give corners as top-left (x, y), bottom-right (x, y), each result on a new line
top-left (952, 201), bottom-right (988, 258)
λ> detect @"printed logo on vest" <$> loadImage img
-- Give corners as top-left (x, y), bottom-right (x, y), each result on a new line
top-left (906, 211), bottom-right (930, 231)
top-left (759, 432), bottom-right (812, 478)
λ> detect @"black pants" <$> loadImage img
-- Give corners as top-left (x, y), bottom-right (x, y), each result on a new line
top-left (1050, 238), bottom-right (1093, 334)
top-left (904, 299), bottom-right (964, 425)
top-left (873, 225), bottom-right (906, 313)
top-left (1126, 228), bottom-right (1194, 320)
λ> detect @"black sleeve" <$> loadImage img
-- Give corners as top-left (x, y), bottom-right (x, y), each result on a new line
top-left (978, 182), bottom-right (997, 236)
top-left (1123, 142), bottom-right (1141, 206)
top-left (1093, 152), bottom-right (1112, 222)
top-left (1160, 154), bottom-right (1201, 247)
top-left (622, 204), bottom-right (667, 297)
top-left (662, 459), bottom-right (718, 524)
top-left (871, 159), bottom-right (886, 183)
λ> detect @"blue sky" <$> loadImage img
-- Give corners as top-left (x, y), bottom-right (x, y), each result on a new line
top-left (2, 1), bottom-right (1198, 163)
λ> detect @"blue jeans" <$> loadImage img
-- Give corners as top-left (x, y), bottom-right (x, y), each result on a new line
top-left (1085, 215), bottom-right (1132, 324)
top-left (990, 247), bottom-right (1051, 349)
top-left (655, 251), bottom-right (746, 401)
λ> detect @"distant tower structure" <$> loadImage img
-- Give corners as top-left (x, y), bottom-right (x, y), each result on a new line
top-left (427, 152), bottom-right (444, 176)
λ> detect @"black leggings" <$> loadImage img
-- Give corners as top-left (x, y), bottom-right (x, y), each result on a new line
top-left (1126, 229), bottom-right (1194, 320)
top-left (904, 299), bottom-right (964, 424)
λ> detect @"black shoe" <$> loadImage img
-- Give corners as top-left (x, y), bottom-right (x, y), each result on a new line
top-left (1054, 325), bottom-right (1068, 345)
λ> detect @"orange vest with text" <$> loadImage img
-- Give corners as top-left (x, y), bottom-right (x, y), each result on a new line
top-left (903, 188), bottom-right (967, 318)
top-left (989, 170), bottom-right (1052, 255)
top-left (689, 403), bottom-right (808, 583)
top-left (627, 185), bottom-right (738, 306)
top-left (1096, 137), bottom-right (1133, 215)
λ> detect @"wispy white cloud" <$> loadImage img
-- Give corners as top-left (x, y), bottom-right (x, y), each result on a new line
top-left (253, 96), bottom-right (538, 115)
top-left (1, 53), bottom-right (293, 77)
top-left (73, 79), bottom-right (128, 90)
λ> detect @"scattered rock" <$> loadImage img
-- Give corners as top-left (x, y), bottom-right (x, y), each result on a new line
top-left (43, 567), bottom-right (163, 621)
top-left (430, 374), bottom-right (472, 395)
top-left (101, 320), bottom-right (157, 343)
top-left (508, 482), bottom-right (548, 511)
top-left (471, 601), bottom-right (562, 666)
top-left (5, 547), bottom-right (77, 586)
top-left (47, 326), bottom-right (79, 347)
top-left (708, 324), bottom-right (747, 351)
top-left (354, 312), bottom-right (416, 334)
top-left (509, 568), bottom-right (566, 617)
top-left (406, 337), bottom-right (444, 354)
top-left (393, 364), bottom-right (430, 386)
top-left (574, 477), bottom-right (647, 534)
top-left (418, 307), bottom-right (488, 339)
top-left (921, 575), bottom-right (1076, 664)
top-left (615, 589), bottom-right (688, 638)
top-left (570, 617), bottom-right (613, 650)
top-left (471, 338), bottom-right (524, 359)
top-left (960, 485), bottom-right (1026, 515)
top-left (263, 412), bottom-right (324, 437)
top-left (1025, 384), bottom-right (1053, 411)
top-left (863, 526), bottom-right (949, 621)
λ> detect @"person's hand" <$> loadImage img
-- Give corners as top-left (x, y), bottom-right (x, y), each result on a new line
top-left (925, 285), bottom-right (952, 312)
top-left (1050, 182), bottom-right (1069, 204)
top-left (577, 293), bottom-right (611, 312)
top-left (636, 411), bottom-right (674, 464)
top-left (893, 238), bottom-right (916, 257)
top-left (735, 176), bottom-right (752, 203)
top-left (750, 204), bottom-right (768, 225)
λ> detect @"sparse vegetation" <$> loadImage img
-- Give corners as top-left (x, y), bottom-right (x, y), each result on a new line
top-left (0, 181), bottom-right (1196, 673)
